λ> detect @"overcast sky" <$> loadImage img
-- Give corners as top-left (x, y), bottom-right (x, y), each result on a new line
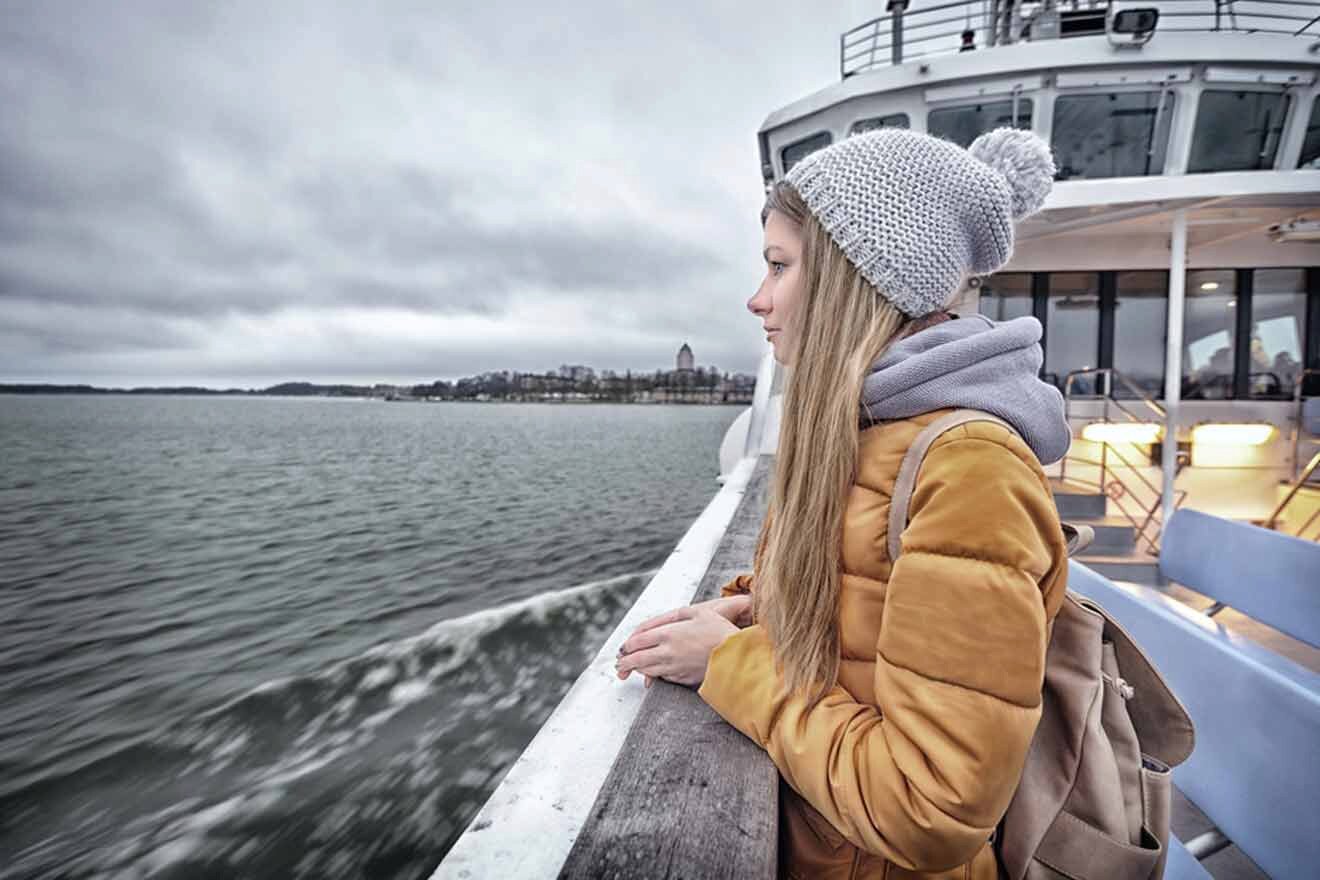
top-left (0, 1), bottom-right (873, 387)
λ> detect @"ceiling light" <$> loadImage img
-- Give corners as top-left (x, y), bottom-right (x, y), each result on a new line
top-left (1190, 423), bottom-right (1275, 446)
top-left (1200, 281), bottom-right (1220, 291)
top-left (1081, 422), bottom-right (1163, 444)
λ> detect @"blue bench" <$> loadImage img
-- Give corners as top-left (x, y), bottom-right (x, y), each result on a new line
top-left (1160, 508), bottom-right (1320, 649)
top-left (1068, 559), bottom-right (1320, 879)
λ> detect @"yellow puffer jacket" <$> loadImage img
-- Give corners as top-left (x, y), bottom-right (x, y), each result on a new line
top-left (698, 409), bottom-right (1069, 880)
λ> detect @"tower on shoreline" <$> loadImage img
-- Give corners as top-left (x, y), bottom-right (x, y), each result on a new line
top-left (676, 343), bottom-right (694, 373)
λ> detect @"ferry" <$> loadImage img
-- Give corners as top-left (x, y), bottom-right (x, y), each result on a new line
top-left (435, 4), bottom-right (1320, 878)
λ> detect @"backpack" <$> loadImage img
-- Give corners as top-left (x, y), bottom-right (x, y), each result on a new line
top-left (889, 409), bottom-right (1195, 880)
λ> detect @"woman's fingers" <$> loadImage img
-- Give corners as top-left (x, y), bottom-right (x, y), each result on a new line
top-left (619, 625), bottom-right (666, 657)
top-left (615, 645), bottom-right (668, 680)
top-left (633, 606), bottom-right (692, 635)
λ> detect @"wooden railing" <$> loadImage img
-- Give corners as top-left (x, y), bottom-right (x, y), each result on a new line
top-left (559, 457), bottom-right (778, 879)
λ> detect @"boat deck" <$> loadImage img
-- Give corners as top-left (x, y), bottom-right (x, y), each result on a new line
top-left (564, 454), bottom-right (1298, 879)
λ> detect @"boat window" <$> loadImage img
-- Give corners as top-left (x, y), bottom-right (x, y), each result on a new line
top-left (927, 98), bottom-right (1034, 148)
top-left (1299, 98), bottom-right (1320, 168)
top-left (1051, 91), bottom-right (1175, 180)
top-left (1181, 270), bottom-right (1238, 399)
top-left (1248, 268), bottom-right (1307, 399)
top-left (1114, 271), bottom-right (1168, 397)
top-left (977, 272), bottom-right (1033, 321)
top-left (1187, 90), bottom-right (1290, 173)
top-left (1046, 272), bottom-right (1100, 395)
top-left (849, 113), bottom-right (910, 136)
top-left (780, 132), bottom-right (832, 173)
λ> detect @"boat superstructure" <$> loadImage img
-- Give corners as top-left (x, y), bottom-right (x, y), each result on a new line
top-left (746, 1), bottom-right (1320, 563)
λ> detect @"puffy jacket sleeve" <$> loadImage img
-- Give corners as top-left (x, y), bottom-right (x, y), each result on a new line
top-left (697, 432), bottom-right (1065, 872)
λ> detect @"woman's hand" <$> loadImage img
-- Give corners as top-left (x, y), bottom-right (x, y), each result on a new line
top-left (614, 604), bottom-right (740, 689)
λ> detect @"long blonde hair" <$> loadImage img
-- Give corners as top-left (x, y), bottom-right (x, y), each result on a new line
top-left (754, 181), bottom-right (910, 706)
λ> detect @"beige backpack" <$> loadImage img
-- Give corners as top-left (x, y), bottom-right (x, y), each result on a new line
top-left (889, 409), bottom-right (1195, 880)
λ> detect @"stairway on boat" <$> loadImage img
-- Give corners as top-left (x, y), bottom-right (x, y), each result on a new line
top-left (1050, 479), bottom-right (1164, 586)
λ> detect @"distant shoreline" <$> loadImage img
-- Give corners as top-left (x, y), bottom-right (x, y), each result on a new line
top-left (0, 384), bottom-right (752, 405)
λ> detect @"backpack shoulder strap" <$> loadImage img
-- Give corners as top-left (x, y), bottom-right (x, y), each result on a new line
top-left (887, 409), bottom-right (1093, 563)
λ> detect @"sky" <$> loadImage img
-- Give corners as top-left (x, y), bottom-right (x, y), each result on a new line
top-left (0, 1), bottom-right (872, 388)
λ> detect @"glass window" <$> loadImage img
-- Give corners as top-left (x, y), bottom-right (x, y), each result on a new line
top-left (1249, 268), bottom-right (1307, 399)
top-left (1114, 271), bottom-right (1168, 397)
top-left (1182, 269), bottom-right (1238, 399)
top-left (928, 98), bottom-right (1034, 148)
top-left (781, 132), bottom-right (831, 173)
top-left (1299, 98), bottom-right (1320, 168)
top-left (850, 113), bottom-right (910, 135)
top-left (1046, 272), bottom-right (1100, 394)
top-left (1052, 91), bottom-right (1176, 180)
top-left (1188, 90), bottom-right (1290, 173)
top-left (977, 272), bottom-right (1033, 321)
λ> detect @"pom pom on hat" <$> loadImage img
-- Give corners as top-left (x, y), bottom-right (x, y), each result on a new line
top-left (968, 127), bottom-right (1056, 220)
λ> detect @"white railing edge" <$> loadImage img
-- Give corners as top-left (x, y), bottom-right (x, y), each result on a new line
top-left (431, 454), bottom-right (759, 880)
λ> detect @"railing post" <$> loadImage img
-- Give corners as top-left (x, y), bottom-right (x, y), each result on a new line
top-left (887, 0), bottom-right (909, 66)
top-left (1162, 211), bottom-right (1188, 523)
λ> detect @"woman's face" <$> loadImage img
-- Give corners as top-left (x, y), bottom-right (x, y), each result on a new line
top-left (747, 209), bottom-right (805, 366)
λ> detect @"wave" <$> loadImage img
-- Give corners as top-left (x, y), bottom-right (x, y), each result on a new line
top-left (1, 569), bottom-right (655, 880)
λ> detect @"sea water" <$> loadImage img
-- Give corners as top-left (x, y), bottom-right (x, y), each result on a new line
top-left (0, 395), bottom-right (737, 879)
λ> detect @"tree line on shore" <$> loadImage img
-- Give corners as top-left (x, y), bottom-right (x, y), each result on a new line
top-left (1, 367), bottom-right (758, 404)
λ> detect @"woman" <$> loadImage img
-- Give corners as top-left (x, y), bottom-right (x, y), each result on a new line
top-left (615, 127), bottom-right (1071, 880)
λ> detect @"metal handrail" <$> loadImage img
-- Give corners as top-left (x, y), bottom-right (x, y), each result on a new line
top-left (1266, 451), bottom-right (1320, 538)
top-left (1059, 366), bottom-right (1181, 554)
top-left (1061, 437), bottom-right (1188, 554)
top-left (840, 0), bottom-right (1320, 77)
top-left (1062, 367), bottom-right (1166, 425)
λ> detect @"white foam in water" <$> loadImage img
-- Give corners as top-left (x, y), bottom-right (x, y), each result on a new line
top-left (389, 680), bottom-right (431, 706)
top-left (34, 569), bottom-right (656, 880)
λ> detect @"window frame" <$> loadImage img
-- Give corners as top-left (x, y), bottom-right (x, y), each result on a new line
top-left (926, 96), bottom-right (1035, 148)
top-left (848, 113), bottom-right (910, 136)
top-left (1187, 87), bottom-right (1293, 174)
top-left (979, 267), bottom-right (1320, 400)
top-left (1049, 87), bottom-right (1177, 180)
top-left (779, 131), bottom-right (833, 175)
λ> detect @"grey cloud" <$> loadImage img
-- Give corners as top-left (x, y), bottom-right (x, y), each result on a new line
top-left (0, 0), bottom-right (854, 383)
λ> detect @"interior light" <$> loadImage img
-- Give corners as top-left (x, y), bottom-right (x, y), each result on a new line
top-left (1190, 423), bottom-right (1275, 446)
top-left (1200, 281), bottom-right (1220, 291)
top-left (1081, 422), bottom-right (1162, 444)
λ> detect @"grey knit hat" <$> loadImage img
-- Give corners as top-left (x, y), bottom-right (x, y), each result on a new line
top-left (784, 126), bottom-right (1055, 318)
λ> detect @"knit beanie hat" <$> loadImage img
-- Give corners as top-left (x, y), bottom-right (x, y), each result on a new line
top-left (783, 126), bottom-right (1055, 318)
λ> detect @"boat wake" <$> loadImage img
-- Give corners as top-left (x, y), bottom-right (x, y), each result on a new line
top-left (0, 570), bottom-right (655, 880)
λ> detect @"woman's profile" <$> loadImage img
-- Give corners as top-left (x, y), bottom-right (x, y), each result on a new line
top-left (615, 126), bottom-right (1070, 880)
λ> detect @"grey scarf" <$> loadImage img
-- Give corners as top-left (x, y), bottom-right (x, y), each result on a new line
top-left (861, 314), bottom-right (1071, 464)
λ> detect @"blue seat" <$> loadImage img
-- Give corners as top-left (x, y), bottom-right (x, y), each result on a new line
top-left (1165, 836), bottom-right (1211, 880)
top-left (1069, 562), bottom-right (1320, 880)
top-left (1160, 508), bottom-right (1320, 648)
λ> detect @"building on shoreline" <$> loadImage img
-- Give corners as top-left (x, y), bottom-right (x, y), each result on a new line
top-left (396, 343), bottom-right (756, 404)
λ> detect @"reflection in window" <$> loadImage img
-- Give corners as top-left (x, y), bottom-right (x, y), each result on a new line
top-left (1188, 90), bottom-right (1290, 173)
top-left (1046, 272), bottom-right (1100, 394)
top-left (1182, 270), bottom-right (1238, 399)
top-left (850, 114), bottom-right (910, 135)
top-left (977, 272), bottom-right (1033, 321)
top-left (1114, 271), bottom-right (1167, 397)
top-left (1052, 91), bottom-right (1175, 180)
top-left (1300, 98), bottom-right (1320, 168)
top-left (1249, 268), bottom-right (1307, 398)
top-left (781, 132), bottom-right (831, 173)
top-left (928, 98), bottom-right (1033, 148)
